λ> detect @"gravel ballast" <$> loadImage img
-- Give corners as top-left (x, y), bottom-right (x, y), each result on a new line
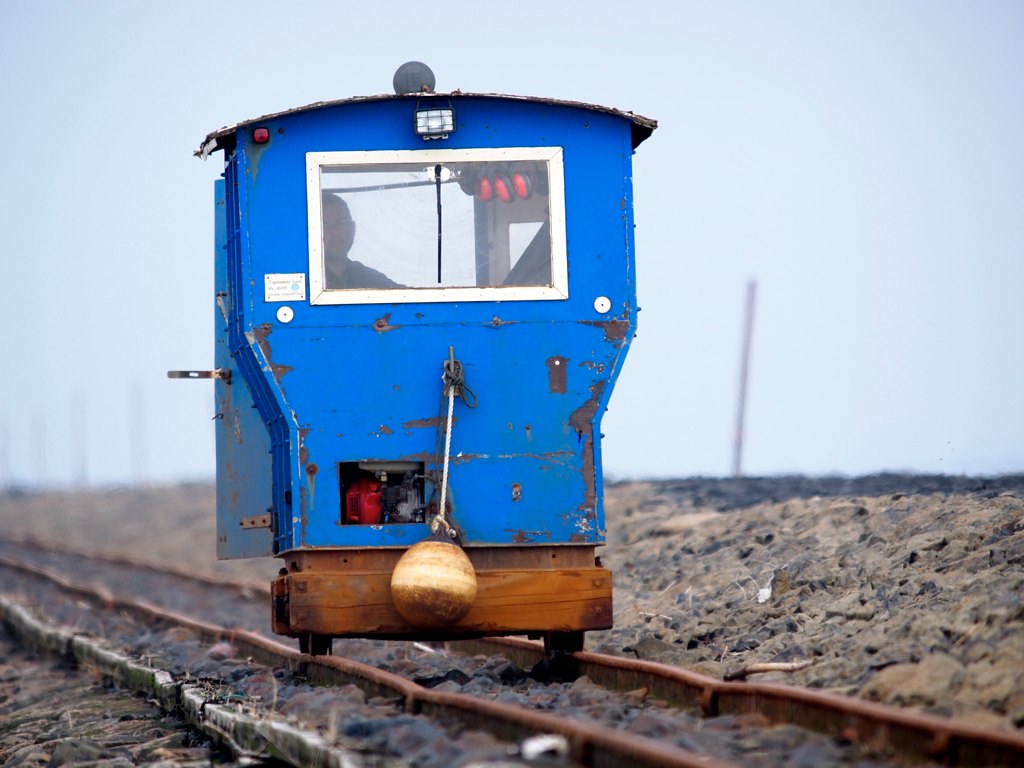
top-left (1, 473), bottom-right (1022, 753)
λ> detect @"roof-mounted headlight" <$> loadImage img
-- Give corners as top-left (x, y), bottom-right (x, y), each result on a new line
top-left (414, 101), bottom-right (455, 140)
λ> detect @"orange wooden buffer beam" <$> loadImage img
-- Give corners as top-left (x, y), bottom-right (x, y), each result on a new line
top-left (273, 565), bottom-right (612, 638)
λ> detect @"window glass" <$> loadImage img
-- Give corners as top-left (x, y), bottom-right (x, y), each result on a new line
top-left (307, 148), bottom-right (566, 304)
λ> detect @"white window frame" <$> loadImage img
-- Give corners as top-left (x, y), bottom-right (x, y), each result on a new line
top-left (306, 147), bottom-right (568, 305)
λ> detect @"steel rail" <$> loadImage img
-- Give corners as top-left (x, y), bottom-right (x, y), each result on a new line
top-left (466, 637), bottom-right (1024, 766)
top-left (0, 534), bottom-right (270, 594)
top-left (0, 553), bottom-right (740, 768)
top-left (0, 598), bottom-right (366, 768)
top-left (6, 537), bottom-right (1024, 766)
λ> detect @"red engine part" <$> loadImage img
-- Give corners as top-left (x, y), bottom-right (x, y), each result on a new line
top-left (345, 477), bottom-right (383, 524)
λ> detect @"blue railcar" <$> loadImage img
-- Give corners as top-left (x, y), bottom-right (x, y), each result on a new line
top-left (190, 65), bottom-right (655, 653)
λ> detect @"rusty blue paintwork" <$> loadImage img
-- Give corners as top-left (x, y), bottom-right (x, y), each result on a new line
top-left (206, 93), bottom-right (655, 559)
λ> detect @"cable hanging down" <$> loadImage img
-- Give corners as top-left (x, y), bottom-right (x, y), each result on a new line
top-left (433, 346), bottom-right (477, 538)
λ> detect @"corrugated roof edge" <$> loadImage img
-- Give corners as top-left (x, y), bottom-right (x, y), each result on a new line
top-left (195, 92), bottom-right (657, 159)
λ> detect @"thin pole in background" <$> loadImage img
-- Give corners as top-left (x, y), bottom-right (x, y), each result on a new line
top-left (72, 391), bottom-right (87, 488)
top-left (733, 280), bottom-right (757, 478)
top-left (33, 412), bottom-right (46, 488)
top-left (0, 421), bottom-right (8, 489)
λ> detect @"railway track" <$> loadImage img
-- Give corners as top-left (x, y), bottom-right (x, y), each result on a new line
top-left (2, 535), bottom-right (1023, 767)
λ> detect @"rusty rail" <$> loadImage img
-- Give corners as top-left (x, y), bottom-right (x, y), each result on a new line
top-left (5, 536), bottom-right (1024, 766)
top-left (464, 637), bottom-right (1024, 767)
top-left (0, 552), bottom-right (739, 768)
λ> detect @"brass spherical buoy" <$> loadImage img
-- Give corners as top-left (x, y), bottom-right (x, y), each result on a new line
top-left (390, 539), bottom-right (477, 627)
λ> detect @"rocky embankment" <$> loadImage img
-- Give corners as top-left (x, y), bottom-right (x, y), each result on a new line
top-left (597, 473), bottom-right (1024, 731)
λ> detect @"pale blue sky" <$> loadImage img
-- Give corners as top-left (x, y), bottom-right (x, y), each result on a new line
top-left (1, 1), bottom-right (1021, 486)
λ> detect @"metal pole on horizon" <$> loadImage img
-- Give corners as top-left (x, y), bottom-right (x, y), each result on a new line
top-left (733, 279), bottom-right (757, 477)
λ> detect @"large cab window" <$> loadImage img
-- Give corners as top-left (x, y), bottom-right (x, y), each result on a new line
top-left (306, 147), bottom-right (567, 304)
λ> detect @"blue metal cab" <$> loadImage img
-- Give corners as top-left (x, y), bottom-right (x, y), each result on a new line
top-left (195, 65), bottom-right (655, 650)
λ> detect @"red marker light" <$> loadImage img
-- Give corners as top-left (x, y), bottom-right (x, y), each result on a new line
top-left (493, 175), bottom-right (513, 203)
top-left (252, 127), bottom-right (270, 144)
top-left (511, 172), bottom-right (531, 200)
top-left (477, 176), bottom-right (494, 202)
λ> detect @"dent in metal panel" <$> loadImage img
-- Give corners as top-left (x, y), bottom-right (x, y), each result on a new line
top-left (248, 324), bottom-right (294, 383)
top-left (403, 416), bottom-right (443, 430)
top-left (374, 313), bottom-right (401, 333)
top-left (569, 379), bottom-right (606, 518)
top-left (508, 528), bottom-right (553, 544)
top-left (579, 319), bottom-right (630, 345)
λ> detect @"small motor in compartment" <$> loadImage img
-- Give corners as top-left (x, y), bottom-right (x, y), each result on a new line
top-left (342, 461), bottom-right (426, 525)
top-left (345, 477), bottom-right (383, 524)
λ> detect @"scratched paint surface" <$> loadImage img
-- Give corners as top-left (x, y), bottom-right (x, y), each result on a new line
top-left (213, 178), bottom-right (273, 559)
top-left (213, 95), bottom-right (651, 556)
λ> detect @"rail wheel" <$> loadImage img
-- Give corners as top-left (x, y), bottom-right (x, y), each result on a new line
top-left (530, 631), bottom-right (584, 681)
top-left (299, 633), bottom-right (333, 656)
top-left (542, 631), bottom-right (584, 654)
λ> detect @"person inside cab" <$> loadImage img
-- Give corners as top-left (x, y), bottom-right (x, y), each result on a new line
top-left (322, 193), bottom-right (401, 289)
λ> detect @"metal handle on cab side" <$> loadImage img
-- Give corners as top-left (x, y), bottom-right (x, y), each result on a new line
top-left (167, 369), bottom-right (231, 382)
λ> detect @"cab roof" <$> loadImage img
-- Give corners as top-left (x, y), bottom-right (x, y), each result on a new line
top-left (197, 92), bottom-right (657, 159)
